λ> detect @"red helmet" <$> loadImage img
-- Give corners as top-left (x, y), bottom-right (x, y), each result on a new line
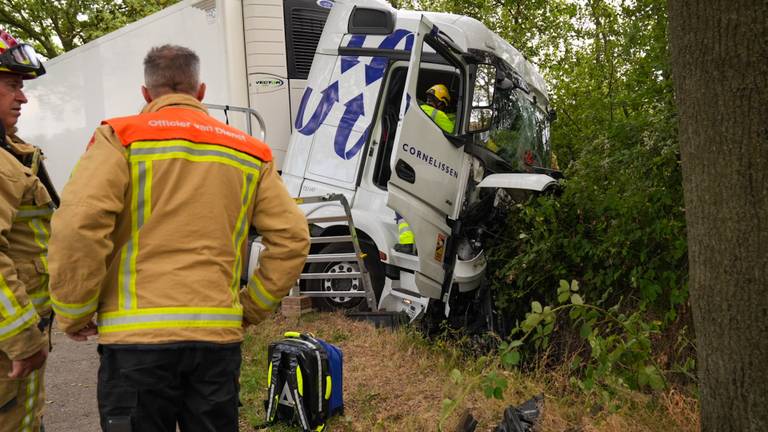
top-left (0, 28), bottom-right (45, 79)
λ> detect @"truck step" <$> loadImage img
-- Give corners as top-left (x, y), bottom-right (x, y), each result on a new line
top-left (299, 291), bottom-right (368, 298)
top-left (306, 215), bottom-right (349, 224)
top-left (300, 271), bottom-right (362, 280)
top-left (305, 253), bottom-right (359, 263)
top-left (310, 235), bottom-right (353, 244)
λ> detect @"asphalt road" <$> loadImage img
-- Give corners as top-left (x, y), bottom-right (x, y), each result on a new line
top-left (44, 329), bottom-right (100, 432)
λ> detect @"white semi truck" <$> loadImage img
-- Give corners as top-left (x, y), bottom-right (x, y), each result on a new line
top-left (276, 0), bottom-right (560, 329)
top-left (20, 0), bottom-right (560, 330)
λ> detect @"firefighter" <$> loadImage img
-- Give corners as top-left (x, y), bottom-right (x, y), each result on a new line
top-left (394, 84), bottom-right (457, 255)
top-left (0, 28), bottom-right (54, 432)
top-left (47, 45), bottom-right (310, 432)
top-left (393, 212), bottom-right (415, 254)
top-left (420, 83), bottom-right (455, 134)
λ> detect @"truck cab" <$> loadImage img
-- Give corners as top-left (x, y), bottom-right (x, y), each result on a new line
top-left (276, 0), bottom-right (559, 324)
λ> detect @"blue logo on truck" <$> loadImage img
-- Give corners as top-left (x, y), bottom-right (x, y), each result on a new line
top-left (295, 30), bottom-right (415, 160)
top-left (295, 82), bottom-right (338, 136)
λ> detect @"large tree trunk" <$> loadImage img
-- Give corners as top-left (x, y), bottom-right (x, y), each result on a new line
top-left (667, 1), bottom-right (767, 430)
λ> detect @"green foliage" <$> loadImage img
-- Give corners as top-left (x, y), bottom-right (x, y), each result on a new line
top-left (0, 0), bottom-right (179, 58)
top-left (406, 0), bottom-right (691, 399)
top-left (439, 279), bottom-right (675, 427)
top-left (505, 280), bottom-right (668, 392)
top-left (489, 106), bottom-right (686, 318)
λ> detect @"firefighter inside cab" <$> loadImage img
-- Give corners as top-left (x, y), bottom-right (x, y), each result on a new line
top-left (395, 83), bottom-right (456, 255)
top-left (419, 83), bottom-right (455, 134)
top-left (0, 28), bottom-right (56, 432)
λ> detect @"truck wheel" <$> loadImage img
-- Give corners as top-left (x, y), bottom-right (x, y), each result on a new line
top-left (305, 240), bottom-right (384, 311)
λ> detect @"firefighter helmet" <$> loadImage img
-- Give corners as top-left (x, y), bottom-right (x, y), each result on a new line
top-left (0, 28), bottom-right (45, 79)
top-left (426, 84), bottom-right (451, 106)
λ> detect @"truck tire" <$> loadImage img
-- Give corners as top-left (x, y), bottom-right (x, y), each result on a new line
top-left (305, 240), bottom-right (384, 311)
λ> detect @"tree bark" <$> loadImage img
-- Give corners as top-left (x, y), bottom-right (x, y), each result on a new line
top-left (667, 1), bottom-right (767, 430)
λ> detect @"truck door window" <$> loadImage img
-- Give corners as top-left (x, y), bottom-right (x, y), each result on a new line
top-left (415, 67), bottom-right (461, 135)
top-left (372, 64), bottom-right (461, 190)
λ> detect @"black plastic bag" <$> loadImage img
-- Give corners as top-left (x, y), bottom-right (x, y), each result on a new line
top-left (494, 394), bottom-right (542, 432)
top-left (455, 394), bottom-right (542, 432)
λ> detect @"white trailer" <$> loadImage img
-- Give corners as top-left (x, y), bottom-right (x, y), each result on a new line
top-left (18, 0), bottom-right (332, 190)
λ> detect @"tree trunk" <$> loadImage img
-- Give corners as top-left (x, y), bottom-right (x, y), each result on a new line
top-left (667, 1), bottom-right (767, 430)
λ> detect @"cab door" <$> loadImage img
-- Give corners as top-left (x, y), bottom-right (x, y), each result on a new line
top-left (386, 15), bottom-right (471, 299)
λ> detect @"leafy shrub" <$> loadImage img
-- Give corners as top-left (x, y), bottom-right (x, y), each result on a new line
top-left (488, 109), bottom-right (686, 323)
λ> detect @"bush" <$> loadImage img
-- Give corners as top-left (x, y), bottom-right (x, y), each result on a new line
top-left (484, 108), bottom-right (693, 391)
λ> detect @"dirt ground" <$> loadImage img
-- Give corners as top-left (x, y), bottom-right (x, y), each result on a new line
top-left (44, 328), bottom-right (101, 432)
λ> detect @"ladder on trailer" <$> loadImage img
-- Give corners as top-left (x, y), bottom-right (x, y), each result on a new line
top-left (204, 103), bottom-right (268, 142)
top-left (292, 194), bottom-right (378, 311)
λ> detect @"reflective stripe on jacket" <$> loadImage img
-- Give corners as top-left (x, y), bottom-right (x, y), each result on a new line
top-left (395, 213), bottom-right (414, 245)
top-left (0, 135), bottom-right (52, 360)
top-left (420, 104), bottom-right (455, 134)
top-left (48, 94), bottom-right (310, 345)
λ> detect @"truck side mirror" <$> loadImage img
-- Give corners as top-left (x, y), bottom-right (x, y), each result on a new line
top-left (469, 63), bottom-right (497, 133)
top-left (468, 108), bottom-right (493, 133)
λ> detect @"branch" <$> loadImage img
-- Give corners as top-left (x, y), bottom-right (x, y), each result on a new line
top-left (0, 4), bottom-right (60, 58)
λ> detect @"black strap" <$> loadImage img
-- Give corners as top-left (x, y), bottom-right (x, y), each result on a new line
top-left (36, 160), bottom-right (60, 207)
top-left (35, 312), bottom-right (55, 352)
top-left (263, 350), bottom-right (283, 423)
top-left (286, 354), bottom-right (311, 431)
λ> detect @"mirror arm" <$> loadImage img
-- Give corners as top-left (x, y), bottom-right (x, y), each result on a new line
top-left (445, 133), bottom-right (472, 148)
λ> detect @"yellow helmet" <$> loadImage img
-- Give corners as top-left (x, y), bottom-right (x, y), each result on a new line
top-left (426, 84), bottom-right (451, 106)
top-left (0, 28), bottom-right (45, 79)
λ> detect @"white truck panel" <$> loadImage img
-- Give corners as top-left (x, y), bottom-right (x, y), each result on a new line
top-left (242, 0), bottom-right (293, 167)
top-left (243, 1), bottom-right (282, 17)
top-left (477, 173), bottom-right (558, 191)
top-left (18, 0), bottom-right (251, 191)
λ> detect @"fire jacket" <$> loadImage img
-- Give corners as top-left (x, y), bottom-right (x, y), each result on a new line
top-left (420, 104), bottom-right (455, 134)
top-left (48, 94), bottom-right (310, 345)
top-left (0, 134), bottom-right (53, 360)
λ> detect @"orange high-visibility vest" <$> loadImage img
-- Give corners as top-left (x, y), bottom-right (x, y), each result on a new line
top-left (104, 107), bottom-right (272, 162)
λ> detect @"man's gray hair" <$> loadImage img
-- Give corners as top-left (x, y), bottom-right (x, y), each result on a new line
top-left (143, 45), bottom-right (200, 96)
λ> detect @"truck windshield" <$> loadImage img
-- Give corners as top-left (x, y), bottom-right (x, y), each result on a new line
top-left (476, 86), bottom-right (550, 171)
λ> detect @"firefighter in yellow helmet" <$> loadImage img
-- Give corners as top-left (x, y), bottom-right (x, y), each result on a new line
top-left (0, 28), bottom-right (56, 432)
top-left (420, 83), bottom-right (455, 134)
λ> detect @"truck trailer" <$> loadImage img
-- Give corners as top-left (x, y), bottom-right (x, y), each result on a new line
top-left (18, 0), bottom-right (332, 190)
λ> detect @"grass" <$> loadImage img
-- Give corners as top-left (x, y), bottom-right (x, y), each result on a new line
top-left (239, 312), bottom-right (699, 431)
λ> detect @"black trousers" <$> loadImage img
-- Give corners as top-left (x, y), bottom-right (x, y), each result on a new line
top-left (97, 343), bottom-right (242, 432)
